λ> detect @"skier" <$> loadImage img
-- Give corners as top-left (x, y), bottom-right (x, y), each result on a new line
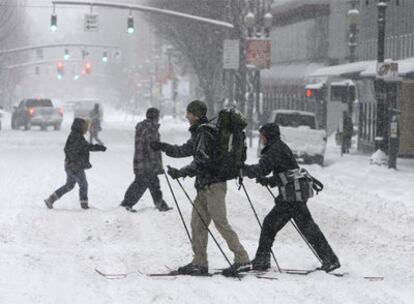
top-left (151, 100), bottom-right (251, 277)
top-left (89, 103), bottom-right (104, 145)
top-left (44, 118), bottom-right (107, 209)
top-left (120, 108), bottom-right (171, 213)
top-left (242, 123), bottom-right (341, 272)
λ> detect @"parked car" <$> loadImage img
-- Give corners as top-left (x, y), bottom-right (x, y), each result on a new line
top-left (266, 110), bottom-right (327, 166)
top-left (11, 98), bottom-right (63, 131)
top-left (72, 100), bottom-right (103, 121)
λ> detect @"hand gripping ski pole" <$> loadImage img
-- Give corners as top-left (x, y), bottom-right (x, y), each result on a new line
top-left (240, 183), bottom-right (282, 272)
top-left (175, 179), bottom-right (233, 268)
top-left (265, 186), bottom-right (323, 264)
top-left (163, 171), bottom-right (192, 244)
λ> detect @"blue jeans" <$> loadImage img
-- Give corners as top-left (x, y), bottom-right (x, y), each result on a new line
top-left (55, 167), bottom-right (88, 201)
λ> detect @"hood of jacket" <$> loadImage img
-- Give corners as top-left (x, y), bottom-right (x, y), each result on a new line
top-left (71, 118), bottom-right (87, 134)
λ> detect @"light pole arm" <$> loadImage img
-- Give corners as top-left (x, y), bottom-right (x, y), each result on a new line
top-left (52, 1), bottom-right (234, 29)
top-left (0, 43), bottom-right (119, 55)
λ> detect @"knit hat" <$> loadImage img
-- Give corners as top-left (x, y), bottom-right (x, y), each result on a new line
top-left (259, 123), bottom-right (280, 140)
top-left (146, 107), bottom-right (160, 120)
top-left (186, 100), bottom-right (207, 118)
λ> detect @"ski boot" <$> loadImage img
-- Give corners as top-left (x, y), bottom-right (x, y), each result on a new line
top-left (44, 193), bottom-right (59, 209)
top-left (177, 263), bottom-right (208, 275)
top-left (222, 262), bottom-right (251, 277)
top-left (156, 200), bottom-right (172, 212)
top-left (120, 203), bottom-right (137, 213)
top-left (251, 254), bottom-right (271, 271)
top-left (317, 260), bottom-right (341, 273)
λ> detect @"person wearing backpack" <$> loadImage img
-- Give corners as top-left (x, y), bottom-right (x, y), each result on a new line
top-left (242, 123), bottom-right (340, 273)
top-left (150, 100), bottom-right (250, 277)
top-left (44, 118), bottom-right (107, 210)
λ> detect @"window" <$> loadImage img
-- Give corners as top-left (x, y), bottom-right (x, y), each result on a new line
top-left (26, 99), bottom-right (53, 107)
top-left (274, 113), bottom-right (316, 129)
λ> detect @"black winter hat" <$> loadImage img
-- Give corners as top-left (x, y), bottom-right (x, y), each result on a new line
top-left (259, 123), bottom-right (280, 140)
top-left (146, 107), bottom-right (160, 120)
top-left (186, 100), bottom-right (207, 118)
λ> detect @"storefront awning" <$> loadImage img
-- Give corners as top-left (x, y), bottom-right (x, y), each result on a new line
top-left (261, 62), bottom-right (325, 86)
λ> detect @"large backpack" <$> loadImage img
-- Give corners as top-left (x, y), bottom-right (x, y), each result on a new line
top-left (203, 108), bottom-right (247, 181)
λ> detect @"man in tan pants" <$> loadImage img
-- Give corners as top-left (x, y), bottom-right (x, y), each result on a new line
top-left (151, 100), bottom-right (250, 276)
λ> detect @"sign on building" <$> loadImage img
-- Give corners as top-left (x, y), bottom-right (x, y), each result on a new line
top-left (84, 14), bottom-right (99, 32)
top-left (245, 38), bottom-right (271, 69)
top-left (376, 61), bottom-right (400, 82)
top-left (223, 39), bottom-right (240, 70)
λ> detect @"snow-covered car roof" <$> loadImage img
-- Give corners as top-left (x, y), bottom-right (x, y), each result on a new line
top-left (271, 109), bottom-right (316, 117)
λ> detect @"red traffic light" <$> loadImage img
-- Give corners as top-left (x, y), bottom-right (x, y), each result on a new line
top-left (305, 88), bottom-right (313, 98)
top-left (56, 61), bottom-right (64, 71)
top-left (84, 62), bottom-right (92, 74)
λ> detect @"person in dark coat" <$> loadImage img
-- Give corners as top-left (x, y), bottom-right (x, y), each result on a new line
top-left (120, 108), bottom-right (171, 213)
top-left (44, 118), bottom-right (107, 209)
top-left (243, 123), bottom-right (340, 272)
top-left (342, 111), bottom-right (353, 154)
top-left (89, 103), bottom-right (103, 145)
top-left (151, 100), bottom-right (250, 277)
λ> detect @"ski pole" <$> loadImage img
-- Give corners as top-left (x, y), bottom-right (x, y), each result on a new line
top-left (240, 183), bottom-right (281, 273)
top-left (163, 171), bottom-right (192, 245)
top-left (265, 186), bottom-right (323, 264)
top-left (175, 178), bottom-right (233, 268)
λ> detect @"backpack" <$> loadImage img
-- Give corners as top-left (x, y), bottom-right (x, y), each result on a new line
top-left (277, 168), bottom-right (324, 202)
top-left (204, 108), bottom-right (247, 181)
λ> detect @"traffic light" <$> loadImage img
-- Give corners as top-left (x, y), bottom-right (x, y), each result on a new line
top-left (50, 14), bottom-right (57, 32)
top-left (64, 48), bottom-right (70, 60)
top-left (102, 51), bottom-right (108, 63)
top-left (82, 49), bottom-right (89, 59)
top-left (305, 88), bottom-right (313, 98)
top-left (84, 62), bottom-right (92, 74)
top-left (56, 61), bottom-right (64, 79)
top-left (127, 15), bottom-right (134, 34)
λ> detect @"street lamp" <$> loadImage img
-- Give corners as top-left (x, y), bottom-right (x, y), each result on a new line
top-left (347, 1), bottom-right (359, 63)
top-left (372, 0), bottom-right (388, 164)
top-left (243, 3), bottom-right (273, 147)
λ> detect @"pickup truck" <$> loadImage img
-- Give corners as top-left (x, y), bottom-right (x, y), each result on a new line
top-left (267, 110), bottom-right (327, 166)
top-left (11, 98), bottom-right (63, 131)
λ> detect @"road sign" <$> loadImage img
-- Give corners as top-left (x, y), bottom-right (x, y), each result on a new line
top-left (245, 38), bottom-right (271, 69)
top-left (376, 61), bottom-right (400, 82)
top-left (84, 13), bottom-right (99, 32)
top-left (223, 39), bottom-right (239, 70)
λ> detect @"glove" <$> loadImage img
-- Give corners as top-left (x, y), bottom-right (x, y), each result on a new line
top-left (167, 166), bottom-right (185, 179)
top-left (98, 145), bottom-right (107, 152)
top-left (256, 176), bottom-right (270, 186)
top-left (242, 164), bottom-right (255, 179)
top-left (150, 141), bottom-right (167, 151)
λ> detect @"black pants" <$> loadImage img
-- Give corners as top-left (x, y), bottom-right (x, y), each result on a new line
top-left (121, 174), bottom-right (165, 208)
top-left (255, 197), bottom-right (339, 265)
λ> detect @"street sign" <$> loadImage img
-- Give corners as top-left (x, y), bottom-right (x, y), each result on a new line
top-left (245, 38), bottom-right (271, 69)
top-left (376, 61), bottom-right (400, 82)
top-left (84, 14), bottom-right (99, 32)
top-left (223, 39), bottom-right (239, 70)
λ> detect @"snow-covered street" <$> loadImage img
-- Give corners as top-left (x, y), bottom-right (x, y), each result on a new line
top-left (1, 112), bottom-right (413, 304)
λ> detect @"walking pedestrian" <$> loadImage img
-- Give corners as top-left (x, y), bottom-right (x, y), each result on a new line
top-left (89, 103), bottom-right (104, 145)
top-left (120, 108), bottom-right (171, 212)
top-left (44, 118), bottom-right (107, 210)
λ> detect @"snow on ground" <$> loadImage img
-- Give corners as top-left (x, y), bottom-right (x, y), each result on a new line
top-left (0, 109), bottom-right (413, 304)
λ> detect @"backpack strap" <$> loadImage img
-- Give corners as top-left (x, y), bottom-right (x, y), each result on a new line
top-left (311, 176), bottom-right (324, 194)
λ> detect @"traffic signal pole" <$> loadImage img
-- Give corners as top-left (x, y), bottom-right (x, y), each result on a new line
top-left (52, 1), bottom-right (234, 29)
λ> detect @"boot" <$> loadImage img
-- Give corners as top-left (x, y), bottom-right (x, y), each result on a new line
top-left (251, 253), bottom-right (271, 271)
top-left (120, 203), bottom-right (137, 213)
top-left (156, 200), bottom-right (172, 212)
top-left (177, 263), bottom-right (208, 275)
top-left (317, 260), bottom-right (341, 273)
top-left (222, 262), bottom-right (251, 277)
top-left (80, 200), bottom-right (89, 210)
top-left (44, 193), bottom-right (59, 209)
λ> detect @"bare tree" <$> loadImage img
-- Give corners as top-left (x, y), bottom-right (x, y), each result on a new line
top-left (0, 0), bottom-right (28, 109)
top-left (146, 0), bottom-right (234, 113)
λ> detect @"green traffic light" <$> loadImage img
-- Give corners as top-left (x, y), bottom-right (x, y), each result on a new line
top-left (127, 16), bottom-right (134, 34)
top-left (50, 14), bottom-right (57, 32)
top-left (57, 74), bottom-right (62, 80)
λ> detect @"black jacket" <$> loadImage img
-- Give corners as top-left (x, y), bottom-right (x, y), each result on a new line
top-left (243, 137), bottom-right (299, 185)
top-left (163, 117), bottom-right (223, 189)
top-left (64, 118), bottom-right (104, 171)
